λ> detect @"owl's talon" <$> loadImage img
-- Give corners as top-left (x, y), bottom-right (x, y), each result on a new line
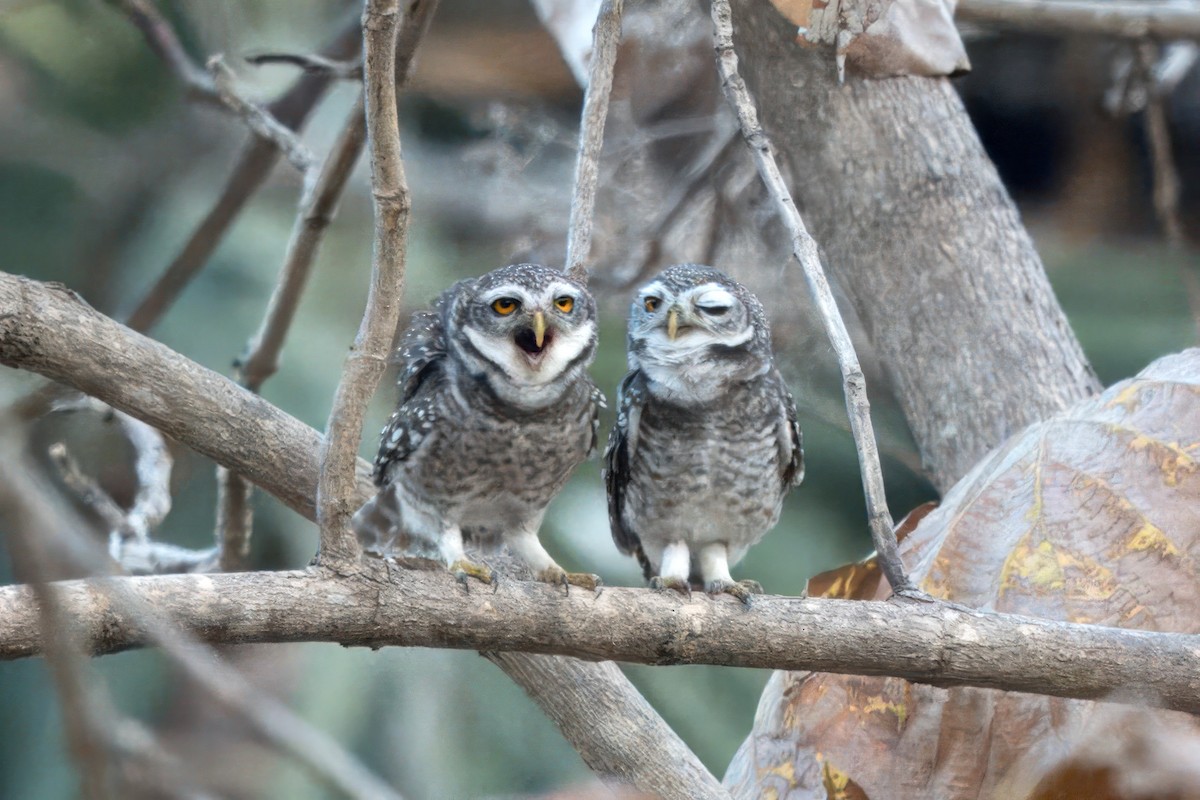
top-left (450, 559), bottom-right (494, 592)
top-left (537, 567), bottom-right (602, 595)
top-left (705, 578), bottom-right (762, 606)
top-left (649, 575), bottom-right (692, 599)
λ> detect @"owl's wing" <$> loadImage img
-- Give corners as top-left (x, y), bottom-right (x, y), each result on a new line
top-left (603, 370), bottom-right (647, 563)
top-left (776, 375), bottom-right (805, 489)
top-left (371, 304), bottom-right (448, 487)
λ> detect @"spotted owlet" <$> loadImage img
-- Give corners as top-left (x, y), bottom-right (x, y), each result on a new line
top-left (353, 263), bottom-right (604, 590)
top-left (602, 264), bottom-right (803, 602)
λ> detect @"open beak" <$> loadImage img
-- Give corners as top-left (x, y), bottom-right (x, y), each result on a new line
top-left (533, 311), bottom-right (547, 348)
top-left (666, 308), bottom-right (680, 341)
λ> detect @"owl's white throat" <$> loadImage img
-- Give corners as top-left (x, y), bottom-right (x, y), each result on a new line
top-left (463, 321), bottom-right (593, 406)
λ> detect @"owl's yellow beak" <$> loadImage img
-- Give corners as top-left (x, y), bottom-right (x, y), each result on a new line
top-left (666, 308), bottom-right (680, 341)
top-left (533, 311), bottom-right (548, 348)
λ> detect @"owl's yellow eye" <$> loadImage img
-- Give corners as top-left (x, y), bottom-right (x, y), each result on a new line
top-left (554, 296), bottom-right (575, 313)
top-left (643, 296), bottom-right (661, 312)
top-left (491, 297), bottom-right (519, 316)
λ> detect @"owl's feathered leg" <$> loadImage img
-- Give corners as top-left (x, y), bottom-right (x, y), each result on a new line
top-left (506, 523), bottom-right (601, 594)
top-left (648, 541), bottom-right (692, 597)
top-left (700, 543), bottom-right (761, 606)
top-left (441, 524), bottom-right (495, 589)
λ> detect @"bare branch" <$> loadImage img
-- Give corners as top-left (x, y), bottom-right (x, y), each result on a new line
top-left (484, 653), bottom-right (730, 799)
top-left (105, 0), bottom-right (218, 103)
top-left (316, 0), bottom-right (417, 565)
top-left (709, 0), bottom-right (913, 594)
top-left (122, 18), bottom-right (363, 335)
top-left (565, 0), bottom-right (625, 282)
top-left (0, 456), bottom-right (401, 800)
top-left (114, 412), bottom-right (173, 543)
top-left (237, 97), bottom-right (368, 393)
top-left (2, 566), bottom-right (1200, 717)
top-left (957, 0), bottom-right (1200, 39)
top-left (218, 97), bottom-right (368, 569)
top-left (214, 467), bottom-right (253, 572)
top-left (48, 442), bottom-right (127, 533)
top-left (1, 444), bottom-right (121, 798)
top-left (207, 55), bottom-right (316, 195)
top-left (246, 52), bottom-right (363, 81)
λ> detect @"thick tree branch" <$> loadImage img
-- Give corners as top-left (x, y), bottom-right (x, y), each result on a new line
top-left (315, 0), bottom-right (415, 565)
top-left (958, 0), bottom-right (1200, 39)
top-left (565, 0), bottom-right (624, 282)
top-left (1, 567), bottom-right (1198, 715)
top-left (710, 0), bottom-right (912, 593)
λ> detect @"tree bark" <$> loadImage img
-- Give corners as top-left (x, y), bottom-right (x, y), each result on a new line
top-left (2, 567), bottom-right (1199, 716)
top-left (729, 1), bottom-right (1101, 492)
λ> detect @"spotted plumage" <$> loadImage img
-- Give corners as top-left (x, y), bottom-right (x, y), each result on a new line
top-left (603, 264), bottom-right (802, 601)
top-left (354, 264), bottom-right (604, 588)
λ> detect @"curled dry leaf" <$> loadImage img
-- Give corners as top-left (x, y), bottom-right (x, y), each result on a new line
top-left (725, 349), bottom-right (1200, 800)
top-left (768, 0), bottom-right (969, 78)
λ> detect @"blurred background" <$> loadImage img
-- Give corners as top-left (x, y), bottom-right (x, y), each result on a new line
top-left (0, 0), bottom-right (1197, 797)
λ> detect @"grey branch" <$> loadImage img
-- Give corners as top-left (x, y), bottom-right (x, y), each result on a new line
top-left (709, 0), bottom-right (912, 593)
top-left (957, 0), bottom-right (1200, 39)
top-left (316, 0), bottom-right (417, 565)
top-left (246, 52), bottom-right (364, 81)
top-left (0, 453), bottom-right (120, 798)
top-left (207, 55), bottom-right (317, 195)
top-left (2, 473), bottom-right (402, 800)
top-left (1, 566), bottom-right (1199, 716)
top-left (565, 0), bottom-right (625, 281)
top-left (123, 19), bottom-right (362, 335)
top-left (219, 97), bottom-right (368, 569)
top-left (105, 0), bottom-right (219, 103)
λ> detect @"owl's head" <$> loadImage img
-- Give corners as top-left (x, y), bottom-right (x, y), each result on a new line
top-left (448, 264), bottom-right (598, 407)
top-left (627, 264), bottom-right (773, 404)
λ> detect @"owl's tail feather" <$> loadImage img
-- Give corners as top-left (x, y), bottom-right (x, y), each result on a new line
top-left (351, 488), bottom-right (414, 557)
top-left (635, 544), bottom-right (654, 583)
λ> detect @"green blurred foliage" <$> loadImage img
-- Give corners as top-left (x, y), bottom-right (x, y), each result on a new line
top-left (0, 2), bottom-right (1196, 798)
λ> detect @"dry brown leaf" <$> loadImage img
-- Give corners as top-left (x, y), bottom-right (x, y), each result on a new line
top-left (725, 349), bottom-right (1200, 800)
top-left (806, 500), bottom-right (936, 600)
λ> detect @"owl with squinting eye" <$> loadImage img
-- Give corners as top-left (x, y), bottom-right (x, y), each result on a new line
top-left (353, 263), bottom-right (604, 590)
top-left (603, 264), bottom-right (803, 603)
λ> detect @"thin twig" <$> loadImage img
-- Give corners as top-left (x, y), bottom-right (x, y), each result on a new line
top-left (957, 0), bottom-right (1200, 39)
top-left (48, 442), bottom-right (128, 533)
top-left (317, 0), bottom-right (415, 565)
top-left (122, 19), bottom-right (362, 335)
top-left (709, 0), bottom-right (913, 594)
top-left (565, 0), bottom-right (624, 282)
top-left (114, 412), bottom-right (173, 543)
top-left (106, 0), bottom-right (218, 104)
top-left (208, 55), bottom-right (317, 199)
top-left (246, 52), bottom-right (363, 81)
top-left (1137, 43), bottom-right (1200, 341)
top-left (237, 97), bottom-right (368, 393)
top-left (1, 441), bottom-right (120, 799)
top-left (0, 456), bottom-right (403, 800)
top-left (216, 97), bottom-right (369, 569)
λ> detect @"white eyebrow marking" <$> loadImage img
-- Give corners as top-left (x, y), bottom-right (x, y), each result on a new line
top-left (479, 286), bottom-right (534, 305)
top-left (693, 287), bottom-right (736, 308)
top-left (638, 281), bottom-right (668, 300)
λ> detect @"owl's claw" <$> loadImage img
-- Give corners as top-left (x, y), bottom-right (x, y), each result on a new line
top-left (705, 578), bottom-right (763, 606)
top-left (537, 566), bottom-right (603, 596)
top-left (450, 559), bottom-right (495, 592)
top-left (649, 575), bottom-right (692, 599)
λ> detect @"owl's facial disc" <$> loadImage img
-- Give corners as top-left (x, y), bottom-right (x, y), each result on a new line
top-left (514, 311), bottom-right (552, 359)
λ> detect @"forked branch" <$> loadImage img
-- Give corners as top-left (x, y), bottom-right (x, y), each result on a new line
top-left (709, 0), bottom-right (913, 593)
